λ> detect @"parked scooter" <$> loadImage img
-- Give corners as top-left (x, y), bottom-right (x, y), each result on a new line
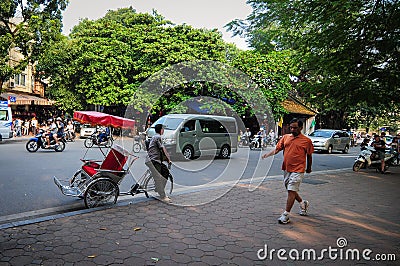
top-left (26, 129), bottom-right (66, 152)
top-left (353, 146), bottom-right (398, 172)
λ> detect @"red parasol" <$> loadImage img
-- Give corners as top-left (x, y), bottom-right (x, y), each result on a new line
top-left (73, 111), bottom-right (135, 129)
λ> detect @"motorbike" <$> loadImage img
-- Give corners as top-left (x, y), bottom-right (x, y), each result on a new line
top-left (249, 135), bottom-right (264, 150)
top-left (238, 135), bottom-right (250, 147)
top-left (26, 129), bottom-right (66, 152)
top-left (353, 146), bottom-right (398, 172)
top-left (65, 130), bottom-right (76, 142)
top-left (84, 129), bottom-right (113, 148)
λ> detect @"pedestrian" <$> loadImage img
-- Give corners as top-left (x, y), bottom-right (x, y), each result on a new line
top-left (31, 116), bottom-right (38, 135)
top-left (23, 119), bottom-right (30, 136)
top-left (262, 118), bottom-right (314, 224)
top-left (391, 133), bottom-right (400, 164)
top-left (371, 134), bottom-right (386, 173)
top-left (14, 117), bottom-right (22, 137)
top-left (145, 124), bottom-right (172, 203)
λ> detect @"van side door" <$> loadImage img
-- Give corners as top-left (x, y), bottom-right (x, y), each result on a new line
top-left (179, 119), bottom-right (198, 153)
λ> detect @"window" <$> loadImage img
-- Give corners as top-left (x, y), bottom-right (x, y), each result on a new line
top-left (182, 120), bottom-right (195, 132)
top-left (200, 120), bottom-right (228, 133)
top-left (14, 73), bottom-right (27, 86)
top-left (0, 110), bottom-right (9, 121)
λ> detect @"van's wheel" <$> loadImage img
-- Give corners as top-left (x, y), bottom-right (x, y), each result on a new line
top-left (182, 145), bottom-right (194, 160)
top-left (342, 145), bottom-right (349, 154)
top-left (84, 178), bottom-right (119, 208)
top-left (353, 161), bottom-right (364, 172)
top-left (219, 145), bottom-right (231, 159)
top-left (327, 146), bottom-right (333, 154)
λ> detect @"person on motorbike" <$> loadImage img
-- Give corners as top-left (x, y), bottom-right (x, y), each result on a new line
top-left (243, 128), bottom-right (251, 144)
top-left (45, 118), bottom-right (57, 148)
top-left (255, 129), bottom-right (264, 148)
top-left (98, 127), bottom-right (110, 143)
top-left (371, 134), bottom-right (386, 173)
top-left (268, 129), bottom-right (276, 145)
top-left (65, 120), bottom-right (75, 140)
top-left (54, 117), bottom-right (65, 145)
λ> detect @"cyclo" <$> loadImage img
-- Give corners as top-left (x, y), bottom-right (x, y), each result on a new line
top-left (53, 111), bottom-right (173, 208)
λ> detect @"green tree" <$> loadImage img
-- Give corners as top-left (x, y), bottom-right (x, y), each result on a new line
top-left (37, 8), bottom-right (229, 113)
top-left (0, 0), bottom-right (68, 90)
top-left (227, 0), bottom-right (400, 126)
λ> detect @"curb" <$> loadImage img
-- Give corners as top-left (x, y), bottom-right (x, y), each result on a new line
top-left (0, 168), bottom-right (352, 229)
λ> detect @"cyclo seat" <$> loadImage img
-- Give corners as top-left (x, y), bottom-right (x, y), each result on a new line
top-left (82, 145), bottom-right (129, 178)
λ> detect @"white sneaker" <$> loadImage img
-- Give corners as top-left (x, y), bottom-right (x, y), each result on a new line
top-left (278, 213), bottom-right (290, 224)
top-left (299, 200), bottom-right (309, 216)
top-left (160, 196), bottom-right (172, 203)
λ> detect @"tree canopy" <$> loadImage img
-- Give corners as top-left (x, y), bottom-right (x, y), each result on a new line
top-left (0, 0), bottom-right (67, 89)
top-left (227, 0), bottom-right (400, 129)
top-left (37, 8), bottom-right (230, 112)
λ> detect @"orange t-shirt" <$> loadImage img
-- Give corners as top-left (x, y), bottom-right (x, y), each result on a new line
top-left (275, 133), bottom-right (314, 173)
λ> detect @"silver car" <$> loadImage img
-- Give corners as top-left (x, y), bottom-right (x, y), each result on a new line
top-left (308, 129), bottom-right (351, 154)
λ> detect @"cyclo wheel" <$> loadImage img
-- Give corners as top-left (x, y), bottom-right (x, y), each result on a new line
top-left (133, 143), bottom-right (141, 153)
top-left (142, 170), bottom-right (156, 192)
top-left (84, 178), bottom-right (119, 208)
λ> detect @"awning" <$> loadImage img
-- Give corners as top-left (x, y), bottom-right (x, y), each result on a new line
top-left (282, 96), bottom-right (317, 116)
top-left (73, 111), bottom-right (135, 129)
top-left (0, 92), bottom-right (55, 106)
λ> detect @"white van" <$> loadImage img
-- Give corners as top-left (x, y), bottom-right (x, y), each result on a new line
top-left (147, 114), bottom-right (238, 159)
top-left (0, 101), bottom-right (13, 141)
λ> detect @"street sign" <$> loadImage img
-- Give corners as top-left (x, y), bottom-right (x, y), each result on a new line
top-left (8, 96), bottom-right (16, 103)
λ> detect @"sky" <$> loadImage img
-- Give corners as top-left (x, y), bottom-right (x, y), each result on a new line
top-left (61, 0), bottom-right (252, 50)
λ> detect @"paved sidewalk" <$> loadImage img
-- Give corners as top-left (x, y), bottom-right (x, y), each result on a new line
top-left (1, 167), bottom-right (399, 265)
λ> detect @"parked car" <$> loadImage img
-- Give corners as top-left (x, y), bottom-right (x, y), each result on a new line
top-left (308, 129), bottom-right (351, 154)
top-left (79, 124), bottom-right (96, 138)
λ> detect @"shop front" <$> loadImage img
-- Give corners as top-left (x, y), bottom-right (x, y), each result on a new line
top-left (0, 92), bottom-right (56, 126)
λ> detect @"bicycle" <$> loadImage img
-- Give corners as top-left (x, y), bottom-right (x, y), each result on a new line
top-left (133, 133), bottom-right (147, 153)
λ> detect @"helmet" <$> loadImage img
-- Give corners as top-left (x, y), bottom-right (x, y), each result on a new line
top-left (56, 117), bottom-right (62, 121)
top-left (47, 118), bottom-right (53, 122)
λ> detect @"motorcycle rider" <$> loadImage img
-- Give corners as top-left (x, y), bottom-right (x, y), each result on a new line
top-left (98, 126), bottom-right (110, 143)
top-left (371, 134), bottom-right (386, 173)
top-left (45, 118), bottom-right (57, 148)
top-left (53, 117), bottom-right (64, 146)
top-left (243, 128), bottom-right (251, 144)
top-left (65, 120), bottom-right (75, 140)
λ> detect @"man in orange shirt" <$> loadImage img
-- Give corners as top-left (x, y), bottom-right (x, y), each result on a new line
top-left (262, 118), bottom-right (314, 224)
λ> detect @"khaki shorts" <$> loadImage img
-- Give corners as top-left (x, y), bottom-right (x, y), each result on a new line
top-left (283, 171), bottom-right (304, 192)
